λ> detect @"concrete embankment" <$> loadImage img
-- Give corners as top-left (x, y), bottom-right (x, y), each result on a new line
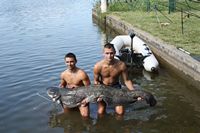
top-left (92, 9), bottom-right (200, 89)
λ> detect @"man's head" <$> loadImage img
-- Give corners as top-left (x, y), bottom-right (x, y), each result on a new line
top-left (103, 43), bottom-right (116, 62)
top-left (64, 53), bottom-right (77, 70)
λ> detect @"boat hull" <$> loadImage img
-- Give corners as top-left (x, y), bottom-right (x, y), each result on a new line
top-left (110, 35), bottom-right (159, 72)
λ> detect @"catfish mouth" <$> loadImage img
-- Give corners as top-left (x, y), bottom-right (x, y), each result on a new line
top-left (46, 87), bottom-right (61, 102)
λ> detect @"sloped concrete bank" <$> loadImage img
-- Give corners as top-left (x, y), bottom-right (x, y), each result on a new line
top-left (92, 10), bottom-right (200, 89)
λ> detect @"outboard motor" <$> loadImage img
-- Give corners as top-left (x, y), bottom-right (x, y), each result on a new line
top-left (119, 48), bottom-right (145, 68)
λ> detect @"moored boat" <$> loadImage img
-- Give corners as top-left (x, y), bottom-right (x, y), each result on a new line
top-left (110, 34), bottom-right (159, 72)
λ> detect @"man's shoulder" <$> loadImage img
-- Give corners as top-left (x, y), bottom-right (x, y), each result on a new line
top-left (61, 70), bottom-right (69, 76)
top-left (60, 70), bottom-right (70, 79)
top-left (61, 70), bottom-right (67, 75)
top-left (76, 69), bottom-right (90, 80)
top-left (96, 59), bottom-right (104, 64)
top-left (94, 60), bottom-right (104, 67)
top-left (115, 59), bottom-right (125, 65)
top-left (77, 68), bottom-right (87, 75)
top-left (114, 59), bottom-right (126, 69)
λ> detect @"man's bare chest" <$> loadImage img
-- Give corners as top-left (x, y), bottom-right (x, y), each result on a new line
top-left (101, 66), bottom-right (121, 77)
top-left (64, 74), bottom-right (81, 84)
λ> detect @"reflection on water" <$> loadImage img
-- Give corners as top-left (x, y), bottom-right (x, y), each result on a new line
top-left (49, 110), bottom-right (93, 133)
top-left (48, 105), bottom-right (158, 133)
top-left (0, 0), bottom-right (200, 133)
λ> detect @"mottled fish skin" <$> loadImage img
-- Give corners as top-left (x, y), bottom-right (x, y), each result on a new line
top-left (47, 85), bottom-right (157, 108)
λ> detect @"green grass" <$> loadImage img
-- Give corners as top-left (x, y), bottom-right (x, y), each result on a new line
top-left (105, 0), bottom-right (200, 55)
top-left (111, 11), bottom-right (200, 54)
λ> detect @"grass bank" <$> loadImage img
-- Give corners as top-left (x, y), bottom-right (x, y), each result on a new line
top-left (100, 0), bottom-right (200, 55)
top-left (110, 11), bottom-right (200, 55)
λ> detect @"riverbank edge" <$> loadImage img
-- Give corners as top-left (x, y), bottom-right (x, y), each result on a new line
top-left (92, 9), bottom-right (200, 89)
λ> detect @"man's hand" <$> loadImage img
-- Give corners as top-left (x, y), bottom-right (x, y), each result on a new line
top-left (80, 99), bottom-right (88, 107)
top-left (59, 84), bottom-right (64, 88)
top-left (96, 95), bottom-right (104, 102)
top-left (130, 89), bottom-right (142, 101)
top-left (97, 97), bottom-right (103, 102)
top-left (137, 97), bottom-right (142, 101)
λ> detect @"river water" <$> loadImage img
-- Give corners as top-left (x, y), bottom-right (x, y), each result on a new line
top-left (0, 0), bottom-right (200, 133)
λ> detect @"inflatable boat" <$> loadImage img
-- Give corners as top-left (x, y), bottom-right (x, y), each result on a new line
top-left (110, 34), bottom-right (159, 72)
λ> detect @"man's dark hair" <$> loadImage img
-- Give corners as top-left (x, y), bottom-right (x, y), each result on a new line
top-left (104, 43), bottom-right (116, 52)
top-left (65, 52), bottom-right (77, 62)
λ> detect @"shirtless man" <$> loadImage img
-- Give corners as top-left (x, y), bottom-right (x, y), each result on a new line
top-left (59, 53), bottom-right (91, 117)
top-left (94, 43), bottom-right (137, 115)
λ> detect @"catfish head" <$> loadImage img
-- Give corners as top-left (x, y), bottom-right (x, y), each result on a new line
top-left (46, 87), bottom-right (64, 108)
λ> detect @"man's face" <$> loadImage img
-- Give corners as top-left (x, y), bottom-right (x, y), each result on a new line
top-left (65, 57), bottom-right (76, 70)
top-left (103, 48), bottom-right (115, 62)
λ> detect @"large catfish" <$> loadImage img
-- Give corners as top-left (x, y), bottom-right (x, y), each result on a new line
top-left (47, 85), bottom-right (157, 108)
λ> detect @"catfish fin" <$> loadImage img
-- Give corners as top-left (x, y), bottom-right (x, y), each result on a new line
top-left (145, 94), bottom-right (157, 107)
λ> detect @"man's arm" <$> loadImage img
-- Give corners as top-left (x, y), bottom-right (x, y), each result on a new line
top-left (81, 71), bottom-right (91, 86)
top-left (93, 63), bottom-right (101, 85)
top-left (59, 72), bottom-right (66, 88)
top-left (121, 63), bottom-right (142, 101)
top-left (80, 71), bottom-right (91, 106)
top-left (121, 63), bottom-right (135, 91)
